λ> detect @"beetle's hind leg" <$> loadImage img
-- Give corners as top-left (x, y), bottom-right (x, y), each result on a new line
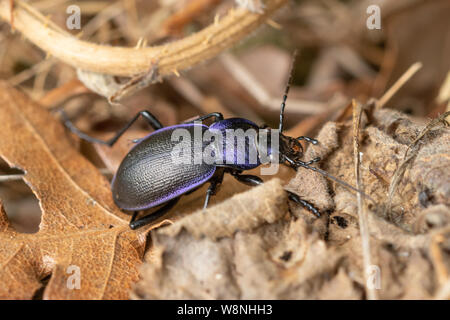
top-left (61, 110), bottom-right (163, 147)
top-left (129, 197), bottom-right (180, 230)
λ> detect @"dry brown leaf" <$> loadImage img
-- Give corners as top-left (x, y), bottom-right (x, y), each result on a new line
top-left (0, 81), bottom-right (146, 299)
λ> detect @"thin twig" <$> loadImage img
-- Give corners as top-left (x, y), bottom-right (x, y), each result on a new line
top-left (0, 174), bottom-right (25, 182)
top-left (0, 168), bottom-right (113, 182)
top-left (0, 0), bottom-right (288, 77)
top-left (8, 58), bottom-right (55, 86)
top-left (375, 62), bottom-right (422, 109)
top-left (352, 99), bottom-right (377, 300)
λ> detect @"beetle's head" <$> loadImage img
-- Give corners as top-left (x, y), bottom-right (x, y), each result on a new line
top-left (279, 132), bottom-right (305, 161)
top-left (256, 128), bottom-right (314, 165)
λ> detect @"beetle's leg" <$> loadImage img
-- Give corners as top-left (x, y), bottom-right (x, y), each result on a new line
top-left (130, 211), bottom-right (139, 223)
top-left (230, 172), bottom-right (263, 186)
top-left (61, 110), bottom-right (163, 147)
top-left (287, 192), bottom-right (321, 217)
top-left (283, 155), bottom-right (321, 169)
top-left (183, 112), bottom-right (224, 124)
top-left (296, 136), bottom-right (318, 145)
top-left (203, 184), bottom-right (216, 209)
top-left (129, 197), bottom-right (180, 230)
top-left (297, 157), bottom-right (321, 166)
top-left (203, 170), bottom-right (225, 209)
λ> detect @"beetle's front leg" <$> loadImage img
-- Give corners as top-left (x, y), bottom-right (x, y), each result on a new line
top-left (286, 191), bottom-right (321, 217)
top-left (296, 136), bottom-right (318, 145)
top-left (283, 155), bottom-right (321, 171)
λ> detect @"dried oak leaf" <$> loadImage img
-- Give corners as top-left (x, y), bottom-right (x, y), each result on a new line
top-left (0, 81), bottom-right (146, 299)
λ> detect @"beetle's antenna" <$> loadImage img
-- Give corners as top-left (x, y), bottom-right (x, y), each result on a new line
top-left (285, 157), bottom-right (375, 202)
top-left (303, 164), bottom-right (374, 201)
top-left (279, 49), bottom-right (298, 132)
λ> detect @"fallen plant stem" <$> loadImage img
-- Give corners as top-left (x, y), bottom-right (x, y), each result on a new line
top-left (352, 99), bottom-right (376, 300)
top-left (0, 0), bottom-right (288, 77)
top-left (8, 58), bottom-right (55, 86)
top-left (376, 62), bottom-right (422, 109)
top-left (0, 174), bottom-right (24, 182)
top-left (0, 168), bottom-right (113, 182)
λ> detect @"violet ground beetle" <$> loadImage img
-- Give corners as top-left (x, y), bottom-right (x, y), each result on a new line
top-left (62, 53), bottom-right (366, 230)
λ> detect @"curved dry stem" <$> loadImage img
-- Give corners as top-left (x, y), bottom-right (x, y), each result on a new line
top-left (0, 0), bottom-right (287, 77)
